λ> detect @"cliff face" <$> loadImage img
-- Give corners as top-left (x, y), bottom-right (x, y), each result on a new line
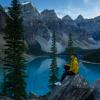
top-left (93, 79), bottom-right (100, 100)
top-left (75, 15), bottom-right (100, 40)
top-left (0, 3), bottom-right (100, 55)
top-left (20, 3), bottom-right (51, 55)
top-left (47, 75), bottom-right (93, 100)
top-left (28, 75), bottom-right (99, 100)
top-left (19, 3), bottom-right (100, 53)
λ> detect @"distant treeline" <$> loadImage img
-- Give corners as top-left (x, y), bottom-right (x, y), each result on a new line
top-left (83, 49), bottom-right (100, 63)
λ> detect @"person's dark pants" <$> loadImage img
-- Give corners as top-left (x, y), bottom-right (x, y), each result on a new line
top-left (60, 65), bottom-right (76, 82)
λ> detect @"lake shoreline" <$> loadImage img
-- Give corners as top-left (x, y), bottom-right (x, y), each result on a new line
top-left (27, 55), bottom-right (100, 65)
top-left (80, 60), bottom-right (100, 65)
top-left (26, 55), bottom-right (51, 63)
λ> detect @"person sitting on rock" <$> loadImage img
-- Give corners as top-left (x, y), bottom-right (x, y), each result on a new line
top-left (55, 54), bottom-right (79, 86)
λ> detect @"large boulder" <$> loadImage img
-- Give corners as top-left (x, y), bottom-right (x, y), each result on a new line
top-left (93, 79), bottom-right (100, 100)
top-left (21, 75), bottom-right (94, 100)
top-left (18, 75), bottom-right (95, 100)
top-left (47, 75), bottom-right (93, 100)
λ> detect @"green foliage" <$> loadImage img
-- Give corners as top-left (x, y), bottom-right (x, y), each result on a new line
top-left (3, 0), bottom-right (27, 99)
top-left (49, 32), bottom-right (58, 90)
top-left (83, 49), bottom-right (100, 63)
top-left (67, 33), bottom-right (74, 63)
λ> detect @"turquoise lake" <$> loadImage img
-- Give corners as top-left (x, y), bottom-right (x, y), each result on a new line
top-left (26, 56), bottom-right (100, 96)
top-left (0, 56), bottom-right (100, 96)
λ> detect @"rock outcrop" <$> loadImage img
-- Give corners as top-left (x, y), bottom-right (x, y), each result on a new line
top-left (93, 79), bottom-right (100, 100)
top-left (47, 75), bottom-right (93, 100)
top-left (28, 75), bottom-right (94, 100)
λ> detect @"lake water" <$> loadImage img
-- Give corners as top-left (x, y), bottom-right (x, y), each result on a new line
top-left (26, 56), bottom-right (100, 96)
top-left (0, 56), bottom-right (100, 96)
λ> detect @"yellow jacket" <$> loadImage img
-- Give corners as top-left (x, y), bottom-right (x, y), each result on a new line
top-left (70, 57), bottom-right (79, 74)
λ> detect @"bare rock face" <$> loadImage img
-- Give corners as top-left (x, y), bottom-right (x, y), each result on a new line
top-left (0, 3), bottom-right (100, 54)
top-left (27, 75), bottom-right (94, 100)
top-left (62, 15), bottom-right (76, 27)
top-left (21, 2), bottom-right (50, 40)
top-left (75, 15), bottom-right (85, 23)
top-left (93, 79), bottom-right (100, 100)
top-left (19, 75), bottom-right (94, 100)
top-left (41, 9), bottom-right (59, 21)
top-left (47, 75), bottom-right (93, 100)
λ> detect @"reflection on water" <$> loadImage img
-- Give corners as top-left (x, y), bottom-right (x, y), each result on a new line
top-left (0, 57), bottom-right (100, 96)
top-left (82, 63), bottom-right (100, 73)
top-left (79, 62), bottom-right (100, 85)
top-left (26, 57), bottom-right (65, 95)
top-left (26, 57), bottom-right (100, 96)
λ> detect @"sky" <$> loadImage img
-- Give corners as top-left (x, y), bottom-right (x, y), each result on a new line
top-left (0, 0), bottom-right (100, 19)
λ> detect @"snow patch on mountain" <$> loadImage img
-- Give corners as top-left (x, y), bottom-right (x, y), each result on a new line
top-left (35, 36), bottom-right (65, 54)
top-left (88, 37), bottom-right (97, 44)
top-left (21, 2), bottom-right (30, 5)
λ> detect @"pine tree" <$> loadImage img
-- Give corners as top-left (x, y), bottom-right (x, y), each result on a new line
top-left (67, 33), bottom-right (74, 63)
top-left (49, 32), bottom-right (58, 90)
top-left (3, 0), bottom-right (27, 99)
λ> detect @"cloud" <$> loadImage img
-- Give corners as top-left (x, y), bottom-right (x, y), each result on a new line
top-left (56, 6), bottom-right (100, 19)
top-left (56, 7), bottom-right (85, 19)
top-left (90, 7), bottom-right (100, 18)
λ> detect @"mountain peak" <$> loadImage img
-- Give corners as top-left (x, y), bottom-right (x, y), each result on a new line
top-left (76, 15), bottom-right (84, 21)
top-left (21, 2), bottom-right (38, 12)
top-left (41, 9), bottom-right (56, 15)
top-left (62, 15), bottom-right (75, 25)
top-left (21, 2), bottom-right (40, 19)
top-left (62, 15), bottom-right (73, 21)
top-left (41, 9), bottom-right (58, 20)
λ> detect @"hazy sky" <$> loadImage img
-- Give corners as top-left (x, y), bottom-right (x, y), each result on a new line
top-left (0, 0), bottom-right (100, 19)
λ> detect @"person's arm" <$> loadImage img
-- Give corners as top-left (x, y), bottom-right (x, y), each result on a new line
top-left (64, 64), bottom-right (71, 67)
top-left (68, 67), bottom-right (72, 71)
top-left (64, 64), bottom-right (71, 71)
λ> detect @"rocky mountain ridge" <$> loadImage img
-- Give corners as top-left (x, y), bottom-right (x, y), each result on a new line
top-left (0, 2), bottom-right (100, 55)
